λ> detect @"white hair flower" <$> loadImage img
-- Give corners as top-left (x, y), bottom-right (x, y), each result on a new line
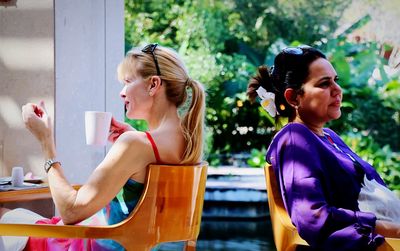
top-left (256, 86), bottom-right (277, 117)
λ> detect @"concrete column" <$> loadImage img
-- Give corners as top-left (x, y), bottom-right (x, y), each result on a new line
top-left (55, 0), bottom-right (124, 183)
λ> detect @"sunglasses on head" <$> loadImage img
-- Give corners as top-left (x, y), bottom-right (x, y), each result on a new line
top-left (141, 43), bottom-right (161, 76)
top-left (282, 45), bottom-right (311, 56)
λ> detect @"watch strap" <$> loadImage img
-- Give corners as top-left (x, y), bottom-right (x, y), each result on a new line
top-left (44, 159), bottom-right (60, 173)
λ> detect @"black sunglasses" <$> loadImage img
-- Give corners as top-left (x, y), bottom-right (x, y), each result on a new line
top-left (282, 45), bottom-right (311, 55)
top-left (141, 43), bottom-right (161, 76)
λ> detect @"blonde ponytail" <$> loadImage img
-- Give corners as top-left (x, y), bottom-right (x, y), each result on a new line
top-left (180, 79), bottom-right (205, 164)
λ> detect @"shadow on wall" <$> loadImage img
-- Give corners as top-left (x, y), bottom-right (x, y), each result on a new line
top-left (0, 3), bottom-right (54, 176)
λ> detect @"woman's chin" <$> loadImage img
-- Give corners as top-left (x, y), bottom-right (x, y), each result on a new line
top-left (329, 112), bottom-right (341, 121)
top-left (125, 111), bottom-right (134, 119)
top-left (126, 113), bottom-right (143, 120)
top-left (126, 114), bottom-right (135, 120)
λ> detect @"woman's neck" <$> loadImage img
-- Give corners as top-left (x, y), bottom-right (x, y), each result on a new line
top-left (292, 117), bottom-right (325, 136)
top-left (147, 103), bottom-right (180, 130)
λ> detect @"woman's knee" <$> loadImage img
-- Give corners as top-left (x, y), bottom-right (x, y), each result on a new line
top-left (0, 207), bottom-right (11, 219)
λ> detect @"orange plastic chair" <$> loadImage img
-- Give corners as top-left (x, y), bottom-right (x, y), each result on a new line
top-left (264, 164), bottom-right (308, 251)
top-left (0, 162), bottom-right (208, 251)
top-left (264, 164), bottom-right (400, 251)
top-left (378, 239), bottom-right (400, 251)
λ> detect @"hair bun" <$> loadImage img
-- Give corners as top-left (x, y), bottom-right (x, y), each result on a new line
top-left (247, 65), bottom-right (273, 104)
top-left (258, 65), bottom-right (269, 78)
top-left (257, 65), bottom-right (274, 92)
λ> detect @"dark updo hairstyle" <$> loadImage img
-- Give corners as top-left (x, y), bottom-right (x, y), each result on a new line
top-left (247, 46), bottom-right (326, 121)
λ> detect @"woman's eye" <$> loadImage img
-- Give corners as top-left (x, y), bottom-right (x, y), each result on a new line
top-left (319, 81), bottom-right (330, 88)
top-left (124, 78), bottom-right (134, 84)
top-left (124, 79), bottom-right (135, 86)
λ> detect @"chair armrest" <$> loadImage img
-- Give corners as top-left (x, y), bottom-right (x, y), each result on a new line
top-left (0, 162), bottom-right (208, 251)
top-left (0, 222), bottom-right (119, 240)
top-left (377, 238), bottom-right (400, 251)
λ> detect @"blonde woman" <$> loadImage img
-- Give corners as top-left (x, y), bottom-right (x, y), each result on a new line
top-left (0, 44), bottom-right (205, 251)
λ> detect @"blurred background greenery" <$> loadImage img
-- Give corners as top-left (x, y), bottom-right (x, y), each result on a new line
top-left (124, 0), bottom-right (400, 191)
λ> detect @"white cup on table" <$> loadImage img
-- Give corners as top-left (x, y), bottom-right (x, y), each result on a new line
top-left (85, 111), bottom-right (112, 146)
top-left (11, 166), bottom-right (24, 187)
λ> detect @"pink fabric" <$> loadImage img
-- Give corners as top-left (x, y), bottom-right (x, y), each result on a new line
top-left (25, 217), bottom-right (93, 251)
top-left (24, 217), bottom-right (91, 251)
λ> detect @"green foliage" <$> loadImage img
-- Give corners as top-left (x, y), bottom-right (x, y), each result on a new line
top-left (124, 0), bottom-right (399, 191)
top-left (123, 0), bottom-right (351, 153)
top-left (342, 132), bottom-right (400, 191)
top-left (247, 147), bottom-right (267, 168)
top-left (326, 40), bottom-right (400, 151)
top-left (324, 39), bottom-right (400, 191)
top-left (125, 118), bottom-right (148, 131)
top-left (228, 0), bottom-right (350, 50)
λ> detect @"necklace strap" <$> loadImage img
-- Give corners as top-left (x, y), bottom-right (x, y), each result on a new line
top-left (323, 131), bottom-right (365, 181)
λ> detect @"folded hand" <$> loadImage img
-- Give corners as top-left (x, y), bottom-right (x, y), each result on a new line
top-left (22, 101), bottom-right (53, 143)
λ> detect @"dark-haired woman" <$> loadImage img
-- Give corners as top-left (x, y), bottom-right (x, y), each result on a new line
top-left (248, 46), bottom-right (400, 251)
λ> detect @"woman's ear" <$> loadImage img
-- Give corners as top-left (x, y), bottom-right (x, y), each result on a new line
top-left (284, 88), bottom-right (299, 108)
top-left (148, 76), bottom-right (162, 96)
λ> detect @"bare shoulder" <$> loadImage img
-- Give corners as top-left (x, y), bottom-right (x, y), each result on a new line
top-left (115, 130), bottom-right (148, 146)
top-left (104, 131), bottom-right (155, 180)
top-left (113, 131), bottom-right (155, 161)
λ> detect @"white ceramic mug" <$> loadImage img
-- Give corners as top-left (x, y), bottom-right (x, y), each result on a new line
top-left (11, 166), bottom-right (24, 187)
top-left (85, 111), bottom-right (112, 146)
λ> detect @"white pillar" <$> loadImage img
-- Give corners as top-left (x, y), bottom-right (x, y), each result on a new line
top-left (55, 0), bottom-right (124, 183)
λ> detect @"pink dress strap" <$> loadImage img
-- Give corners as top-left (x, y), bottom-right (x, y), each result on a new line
top-left (145, 131), bottom-right (162, 163)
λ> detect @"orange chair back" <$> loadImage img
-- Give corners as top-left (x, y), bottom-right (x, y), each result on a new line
top-left (264, 164), bottom-right (309, 251)
top-left (0, 162), bottom-right (208, 251)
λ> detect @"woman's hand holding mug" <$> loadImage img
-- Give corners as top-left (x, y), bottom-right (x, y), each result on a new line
top-left (108, 117), bottom-right (135, 143)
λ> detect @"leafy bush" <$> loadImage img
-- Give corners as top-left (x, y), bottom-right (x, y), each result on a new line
top-left (247, 147), bottom-right (267, 168)
top-left (326, 40), bottom-right (400, 151)
top-left (342, 132), bottom-right (400, 191)
top-left (123, 1), bottom-right (400, 191)
top-left (124, 0), bottom-right (349, 156)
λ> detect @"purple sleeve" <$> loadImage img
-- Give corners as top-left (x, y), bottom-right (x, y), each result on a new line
top-left (268, 124), bottom-right (384, 251)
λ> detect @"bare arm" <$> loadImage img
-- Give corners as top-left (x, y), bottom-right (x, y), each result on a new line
top-left (22, 102), bottom-right (153, 224)
top-left (48, 132), bottom-right (152, 224)
top-left (375, 220), bottom-right (400, 238)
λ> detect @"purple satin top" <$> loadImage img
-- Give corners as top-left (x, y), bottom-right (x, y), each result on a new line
top-left (266, 122), bottom-right (385, 251)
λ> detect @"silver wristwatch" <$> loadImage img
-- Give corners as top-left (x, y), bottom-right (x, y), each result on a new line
top-left (44, 159), bottom-right (60, 173)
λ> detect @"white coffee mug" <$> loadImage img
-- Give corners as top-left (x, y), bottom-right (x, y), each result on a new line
top-left (11, 166), bottom-right (24, 187)
top-left (85, 111), bottom-right (112, 146)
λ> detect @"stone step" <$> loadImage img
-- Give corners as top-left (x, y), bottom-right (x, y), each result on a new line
top-left (203, 166), bottom-right (268, 219)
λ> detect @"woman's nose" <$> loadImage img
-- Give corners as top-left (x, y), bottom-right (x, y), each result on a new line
top-left (120, 86), bottom-right (127, 99)
top-left (332, 81), bottom-right (342, 96)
